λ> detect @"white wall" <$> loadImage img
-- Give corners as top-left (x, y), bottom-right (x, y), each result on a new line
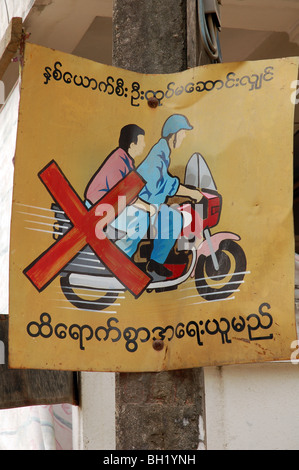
top-left (0, 82), bottom-right (19, 315)
top-left (0, 0), bottom-right (37, 318)
top-left (0, 0), bottom-right (34, 38)
top-left (72, 372), bottom-right (116, 450)
top-left (204, 361), bottom-right (299, 450)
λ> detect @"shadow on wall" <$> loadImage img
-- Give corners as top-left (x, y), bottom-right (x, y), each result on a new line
top-left (246, 32), bottom-right (299, 61)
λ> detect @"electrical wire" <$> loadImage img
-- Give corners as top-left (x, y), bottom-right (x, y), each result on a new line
top-left (198, 0), bottom-right (222, 63)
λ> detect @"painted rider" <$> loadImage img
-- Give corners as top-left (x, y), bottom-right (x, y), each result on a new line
top-left (117, 114), bottom-right (203, 279)
top-left (84, 124), bottom-right (150, 213)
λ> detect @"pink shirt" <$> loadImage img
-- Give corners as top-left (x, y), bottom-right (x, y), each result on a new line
top-left (85, 148), bottom-right (134, 204)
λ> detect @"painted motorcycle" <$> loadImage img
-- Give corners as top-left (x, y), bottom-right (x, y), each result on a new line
top-left (52, 153), bottom-right (247, 310)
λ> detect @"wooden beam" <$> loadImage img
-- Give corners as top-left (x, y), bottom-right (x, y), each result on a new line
top-left (0, 17), bottom-right (23, 80)
top-left (0, 315), bottom-right (78, 409)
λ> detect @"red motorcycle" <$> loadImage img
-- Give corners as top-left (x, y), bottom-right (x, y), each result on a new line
top-left (53, 153), bottom-right (247, 310)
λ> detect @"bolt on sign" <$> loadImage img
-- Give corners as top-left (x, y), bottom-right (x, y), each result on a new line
top-left (9, 43), bottom-right (299, 372)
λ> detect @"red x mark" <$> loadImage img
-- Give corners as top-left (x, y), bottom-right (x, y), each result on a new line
top-left (24, 160), bottom-right (151, 297)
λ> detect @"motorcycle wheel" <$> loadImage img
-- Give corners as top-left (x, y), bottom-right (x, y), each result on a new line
top-left (60, 275), bottom-right (120, 311)
top-left (195, 239), bottom-right (246, 301)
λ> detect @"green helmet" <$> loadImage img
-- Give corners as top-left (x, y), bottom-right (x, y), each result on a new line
top-left (162, 114), bottom-right (193, 138)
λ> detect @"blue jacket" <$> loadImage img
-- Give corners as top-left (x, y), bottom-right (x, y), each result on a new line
top-left (137, 138), bottom-right (179, 204)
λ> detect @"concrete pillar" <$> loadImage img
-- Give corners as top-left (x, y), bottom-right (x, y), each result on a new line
top-left (112, 0), bottom-right (209, 450)
top-left (113, 0), bottom-right (187, 74)
top-left (115, 370), bottom-right (206, 450)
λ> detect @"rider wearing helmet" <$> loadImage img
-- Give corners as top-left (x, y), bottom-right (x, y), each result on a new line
top-left (162, 113), bottom-right (193, 138)
top-left (117, 114), bottom-right (202, 280)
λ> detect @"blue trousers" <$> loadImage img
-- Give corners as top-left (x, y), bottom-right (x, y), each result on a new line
top-left (115, 204), bottom-right (183, 264)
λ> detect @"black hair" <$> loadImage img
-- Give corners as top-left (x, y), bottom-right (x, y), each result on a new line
top-left (119, 124), bottom-right (145, 153)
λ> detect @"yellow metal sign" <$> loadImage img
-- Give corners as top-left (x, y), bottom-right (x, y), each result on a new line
top-left (9, 43), bottom-right (298, 371)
